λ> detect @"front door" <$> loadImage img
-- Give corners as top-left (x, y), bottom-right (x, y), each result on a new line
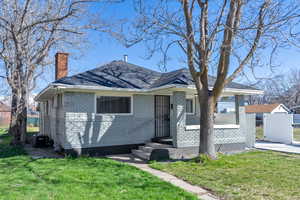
top-left (154, 95), bottom-right (170, 138)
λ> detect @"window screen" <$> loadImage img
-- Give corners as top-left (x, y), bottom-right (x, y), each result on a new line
top-left (186, 99), bottom-right (193, 113)
top-left (96, 96), bottom-right (131, 114)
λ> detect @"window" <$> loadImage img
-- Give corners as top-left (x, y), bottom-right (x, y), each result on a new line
top-left (186, 99), bottom-right (194, 114)
top-left (216, 96), bottom-right (236, 113)
top-left (96, 96), bottom-right (131, 114)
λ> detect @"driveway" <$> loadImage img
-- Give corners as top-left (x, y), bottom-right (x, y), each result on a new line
top-left (255, 141), bottom-right (300, 154)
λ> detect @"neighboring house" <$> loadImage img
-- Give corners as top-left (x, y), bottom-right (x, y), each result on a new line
top-left (291, 105), bottom-right (300, 114)
top-left (0, 100), bottom-right (39, 128)
top-left (0, 101), bottom-right (10, 127)
top-left (245, 103), bottom-right (290, 126)
top-left (35, 53), bottom-right (263, 159)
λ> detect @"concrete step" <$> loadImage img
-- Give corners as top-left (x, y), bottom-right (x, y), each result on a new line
top-left (139, 145), bottom-right (154, 153)
top-left (132, 149), bottom-right (151, 160)
top-left (152, 137), bottom-right (173, 145)
top-left (145, 142), bottom-right (173, 149)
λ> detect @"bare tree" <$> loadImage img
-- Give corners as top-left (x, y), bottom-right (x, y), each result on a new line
top-left (251, 69), bottom-right (300, 108)
top-left (0, 0), bottom-right (103, 145)
top-left (109, 0), bottom-right (300, 158)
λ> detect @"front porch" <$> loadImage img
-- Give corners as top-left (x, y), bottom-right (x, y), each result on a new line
top-left (132, 90), bottom-right (255, 160)
top-left (162, 91), bottom-right (248, 148)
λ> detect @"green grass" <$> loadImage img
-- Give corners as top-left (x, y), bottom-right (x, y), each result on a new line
top-left (256, 127), bottom-right (264, 140)
top-left (294, 128), bottom-right (300, 141)
top-left (150, 151), bottom-right (300, 200)
top-left (256, 127), bottom-right (300, 141)
top-left (0, 126), bottom-right (39, 134)
top-left (27, 126), bottom-right (39, 133)
top-left (0, 132), bottom-right (197, 200)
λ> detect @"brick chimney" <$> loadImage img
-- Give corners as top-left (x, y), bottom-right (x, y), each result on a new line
top-left (55, 52), bottom-right (68, 80)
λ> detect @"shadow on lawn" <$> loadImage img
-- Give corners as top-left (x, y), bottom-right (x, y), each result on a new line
top-left (0, 133), bottom-right (27, 158)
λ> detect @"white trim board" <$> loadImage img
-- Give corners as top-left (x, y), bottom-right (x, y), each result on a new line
top-left (185, 124), bottom-right (240, 130)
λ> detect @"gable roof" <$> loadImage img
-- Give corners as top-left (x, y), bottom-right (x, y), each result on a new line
top-left (245, 103), bottom-right (289, 113)
top-left (54, 60), bottom-right (257, 90)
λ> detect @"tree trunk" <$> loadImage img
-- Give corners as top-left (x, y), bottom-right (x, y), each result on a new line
top-left (9, 87), bottom-right (27, 145)
top-left (199, 95), bottom-right (217, 159)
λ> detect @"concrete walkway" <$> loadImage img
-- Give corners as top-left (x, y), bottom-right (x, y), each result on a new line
top-left (107, 154), bottom-right (219, 200)
top-left (255, 141), bottom-right (300, 154)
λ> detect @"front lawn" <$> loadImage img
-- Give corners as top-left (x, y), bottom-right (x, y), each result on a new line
top-left (0, 133), bottom-right (196, 200)
top-left (256, 127), bottom-right (300, 141)
top-left (150, 151), bottom-right (300, 200)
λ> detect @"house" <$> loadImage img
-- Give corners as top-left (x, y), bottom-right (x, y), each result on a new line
top-left (0, 100), bottom-right (39, 128)
top-left (0, 101), bottom-right (10, 127)
top-left (35, 53), bottom-right (263, 159)
top-left (245, 103), bottom-right (290, 126)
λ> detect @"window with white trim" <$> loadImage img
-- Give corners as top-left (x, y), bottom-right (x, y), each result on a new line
top-left (96, 96), bottom-right (131, 114)
top-left (186, 99), bottom-right (194, 114)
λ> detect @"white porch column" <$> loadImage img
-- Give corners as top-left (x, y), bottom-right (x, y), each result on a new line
top-left (172, 91), bottom-right (186, 147)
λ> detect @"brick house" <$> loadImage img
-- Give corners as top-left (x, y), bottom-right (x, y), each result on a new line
top-left (35, 53), bottom-right (263, 160)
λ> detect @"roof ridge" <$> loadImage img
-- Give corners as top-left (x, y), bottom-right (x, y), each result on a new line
top-left (161, 67), bottom-right (187, 74)
top-left (109, 60), bottom-right (162, 74)
top-left (54, 60), bottom-right (117, 82)
top-left (52, 59), bottom-right (259, 91)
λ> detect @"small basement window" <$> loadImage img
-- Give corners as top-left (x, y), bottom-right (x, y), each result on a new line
top-left (96, 96), bottom-right (132, 114)
top-left (186, 99), bottom-right (194, 114)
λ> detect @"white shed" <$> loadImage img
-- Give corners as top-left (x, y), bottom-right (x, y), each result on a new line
top-left (245, 103), bottom-right (290, 126)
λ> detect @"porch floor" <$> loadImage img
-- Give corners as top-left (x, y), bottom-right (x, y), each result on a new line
top-left (151, 137), bottom-right (173, 145)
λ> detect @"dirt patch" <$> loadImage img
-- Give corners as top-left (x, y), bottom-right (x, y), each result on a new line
top-left (24, 144), bottom-right (64, 159)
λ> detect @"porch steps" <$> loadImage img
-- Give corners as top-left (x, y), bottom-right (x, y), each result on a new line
top-left (139, 146), bottom-right (154, 153)
top-left (151, 137), bottom-right (173, 145)
top-left (132, 142), bottom-right (173, 161)
top-left (145, 142), bottom-right (172, 149)
top-left (132, 149), bottom-right (151, 160)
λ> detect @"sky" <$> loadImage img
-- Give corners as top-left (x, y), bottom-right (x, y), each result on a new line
top-left (35, 0), bottom-right (300, 93)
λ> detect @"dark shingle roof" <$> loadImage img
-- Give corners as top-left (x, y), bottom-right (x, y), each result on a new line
top-left (54, 60), bottom-right (257, 90)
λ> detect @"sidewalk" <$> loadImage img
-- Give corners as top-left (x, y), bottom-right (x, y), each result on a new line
top-left (107, 154), bottom-right (219, 200)
top-left (255, 141), bottom-right (300, 154)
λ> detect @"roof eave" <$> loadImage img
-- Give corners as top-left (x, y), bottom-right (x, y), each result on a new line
top-left (35, 84), bottom-right (59, 102)
top-left (273, 104), bottom-right (290, 113)
top-left (185, 85), bottom-right (264, 95)
top-left (35, 83), bottom-right (263, 101)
